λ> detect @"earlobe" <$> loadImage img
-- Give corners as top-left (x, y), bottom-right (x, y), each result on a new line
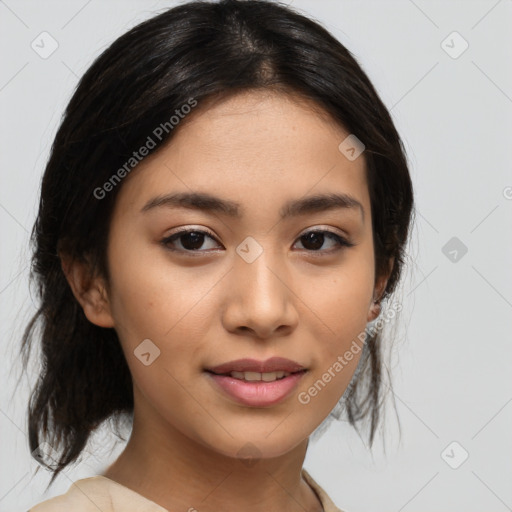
top-left (59, 253), bottom-right (115, 328)
top-left (367, 258), bottom-right (394, 323)
top-left (367, 299), bottom-right (381, 323)
top-left (367, 278), bottom-right (386, 322)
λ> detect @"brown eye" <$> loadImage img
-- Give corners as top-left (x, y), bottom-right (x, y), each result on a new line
top-left (161, 229), bottom-right (221, 252)
top-left (160, 228), bottom-right (354, 256)
top-left (294, 230), bottom-right (354, 253)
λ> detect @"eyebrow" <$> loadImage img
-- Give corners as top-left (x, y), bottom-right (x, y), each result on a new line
top-left (141, 191), bottom-right (365, 222)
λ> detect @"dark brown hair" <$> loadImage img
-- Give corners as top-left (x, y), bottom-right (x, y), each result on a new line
top-left (19, 0), bottom-right (414, 487)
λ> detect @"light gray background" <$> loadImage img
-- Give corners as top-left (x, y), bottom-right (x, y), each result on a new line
top-left (1, 1), bottom-right (511, 511)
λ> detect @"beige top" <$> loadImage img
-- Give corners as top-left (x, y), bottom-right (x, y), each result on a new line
top-left (28, 468), bottom-right (345, 512)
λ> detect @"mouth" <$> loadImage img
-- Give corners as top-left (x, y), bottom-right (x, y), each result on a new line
top-left (205, 369), bottom-right (307, 382)
top-left (205, 356), bottom-right (307, 375)
top-left (204, 357), bottom-right (308, 406)
top-left (204, 369), bottom-right (308, 407)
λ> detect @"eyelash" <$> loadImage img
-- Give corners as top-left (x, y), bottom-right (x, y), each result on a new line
top-left (160, 227), bottom-right (354, 256)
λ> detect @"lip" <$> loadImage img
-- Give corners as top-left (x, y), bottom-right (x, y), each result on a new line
top-left (206, 370), bottom-right (307, 407)
top-left (206, 357), bottom-right (306, 374)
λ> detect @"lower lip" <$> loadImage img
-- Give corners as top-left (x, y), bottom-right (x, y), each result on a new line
top-left (206, 371), bottom-right (306, 407)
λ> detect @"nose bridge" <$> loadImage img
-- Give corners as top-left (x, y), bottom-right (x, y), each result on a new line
top-left (224, 235), bottom-right (296, 335)
top-left (234, 236), bottom-right (286, 305)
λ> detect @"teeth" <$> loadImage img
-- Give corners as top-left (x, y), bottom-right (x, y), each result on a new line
top-left (229, 371), bottom-right (291, 381)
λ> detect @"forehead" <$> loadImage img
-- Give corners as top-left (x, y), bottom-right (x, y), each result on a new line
top-left (115, 89), bottom-right (370, 220)
top-left (170, 89), bottom-right (350, 162)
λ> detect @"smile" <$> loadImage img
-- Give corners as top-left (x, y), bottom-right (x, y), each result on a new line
top-left (217, 370), bottom-right (292, 381)
top-left (205, 370), bottom-right (307, 407)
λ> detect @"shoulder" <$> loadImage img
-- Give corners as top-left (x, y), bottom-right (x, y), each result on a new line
top-left (28, 476), bottom-right (167, 512)
top-left (28, 477), bottom-right (116, 512)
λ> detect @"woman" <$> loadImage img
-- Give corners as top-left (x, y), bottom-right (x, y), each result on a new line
top-left (22, 0), bottom-right (414, 510)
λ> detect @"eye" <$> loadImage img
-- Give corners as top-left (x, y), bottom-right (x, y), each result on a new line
top-left (161, 228), bottom-right (222, 253)
top-left (293, 229), bottom-right (354, 253)
top-left (161, 227), bottom-right (354, 255)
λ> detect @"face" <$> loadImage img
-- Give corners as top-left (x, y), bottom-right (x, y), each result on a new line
top-left (86, 90), bottom-right (386, 460)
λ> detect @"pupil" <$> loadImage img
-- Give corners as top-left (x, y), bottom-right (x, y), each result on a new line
top-left (182, 232), bottom-right (204, 250)
top-left (302, 232), bottom-right (324, 250)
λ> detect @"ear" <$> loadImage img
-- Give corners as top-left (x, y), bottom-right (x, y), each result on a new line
top-left (367, 257), bottom-right (395, 323)
top-left (59, 252), bottom-right (115, 328)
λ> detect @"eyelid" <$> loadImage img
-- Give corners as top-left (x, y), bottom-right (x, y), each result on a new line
top-left (165, 224), bottom-right (348, 239)
top-left (297, 225), bottom-right (349, 239)
top-left (166, 225), bottom-right (219, 239)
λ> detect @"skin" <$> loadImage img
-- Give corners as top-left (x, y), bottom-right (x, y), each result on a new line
top-left (63, 89), bottom-right (390, 512)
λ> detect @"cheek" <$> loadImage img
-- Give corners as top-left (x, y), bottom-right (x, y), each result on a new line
top-left (295, 283), bottom-right (370, 417)
top-left (105, 254), bottom-right (211, 401)
top-left (106, 241), bottom-right (220, 359)
top-left (295, 255), bottom-right (374, 396)
top-left (303, 258), bottom-right (374, 337)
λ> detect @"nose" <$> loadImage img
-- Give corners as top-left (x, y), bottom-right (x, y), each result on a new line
top-left (221, 245), bottom-right (299, 339)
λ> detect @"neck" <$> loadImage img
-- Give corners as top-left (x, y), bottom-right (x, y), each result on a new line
top-left (103, 388), bottom-right (323, 512)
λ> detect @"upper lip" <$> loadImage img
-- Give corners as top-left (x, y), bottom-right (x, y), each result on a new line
top-left (206, 357), bottom-right (306, 374)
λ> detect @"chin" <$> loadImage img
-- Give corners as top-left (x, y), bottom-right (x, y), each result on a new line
top-left (198, 428), bottom-right (310, 463)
